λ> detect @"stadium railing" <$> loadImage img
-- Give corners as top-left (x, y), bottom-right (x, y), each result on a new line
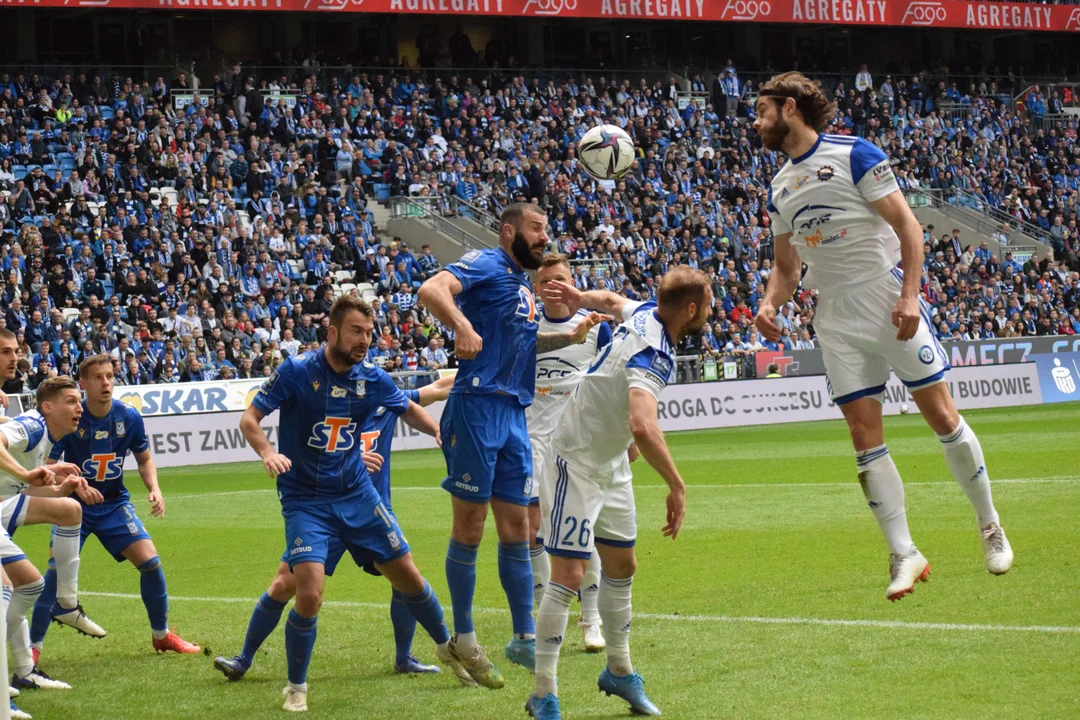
top-left (388, 196), bottom-right (493, 251)
top-left (903, 188), bottom-right (1048, 260)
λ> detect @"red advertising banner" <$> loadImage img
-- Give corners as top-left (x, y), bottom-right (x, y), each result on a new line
top-left (10, 0), bottom-right (1080, 32)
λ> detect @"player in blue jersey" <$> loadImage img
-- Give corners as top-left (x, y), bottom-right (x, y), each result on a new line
top-left (417, 203), bottom-right (608, 687)
top-left (239, 295), bottom-right (475, 713)
top-left (35, 354), bottom-right (201, 658)
top-left (211, 374), bottom-right (480, 686)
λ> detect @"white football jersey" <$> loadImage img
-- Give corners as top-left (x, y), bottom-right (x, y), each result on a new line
top-left (0, 410), bottom-right (54, 500)
top-left (553, 301), bottom-right (676, 476)
top-left (766, 135), bottom-right (901, 291)
top-left (526, 309), bottom-right (612, 440)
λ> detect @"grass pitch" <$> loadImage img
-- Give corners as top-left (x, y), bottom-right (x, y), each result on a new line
top-left (14, 404), bottom-right (1080, 719)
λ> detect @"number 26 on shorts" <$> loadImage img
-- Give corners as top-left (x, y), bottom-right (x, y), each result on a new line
top-left (561, 516), bottom-right (591, 548)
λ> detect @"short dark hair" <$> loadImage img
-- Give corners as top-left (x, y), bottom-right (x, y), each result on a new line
top-left (78, 353), bottom-right (114, 380)
top-left (759, 72), bottom-right (837, 132)
top-left (500, 202), bottom-right (544, 234)
top-left (658, 265), bottom-right (710, 312)
top-left (329, 295), bottom-right (375, 329)
top-left (36, 376), bottom-right (79, 411)
top-left (540, 253), bottom-right (570, 270)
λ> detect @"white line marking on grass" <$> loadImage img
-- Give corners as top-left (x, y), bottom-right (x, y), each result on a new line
top-left (166, 476), bottom-right (1080, 500)
top-left (80, 591), bottom-right (1080, 636)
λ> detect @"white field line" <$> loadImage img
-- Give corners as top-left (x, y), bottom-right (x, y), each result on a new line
top-left (167, 475), bottom-right (1080, 501)
top-left (79, 591), bottom-right (1080, 636)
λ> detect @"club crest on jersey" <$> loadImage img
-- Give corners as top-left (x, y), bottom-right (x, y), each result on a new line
top-left (918, 345), bottom-right (935, 364)
top-left (115, 422), bottom-right (125, 437)
top-left (331, 386), bottom-right (348, 398)
top-left (95, 430), bottom-right (109, 440)
top-left (795, 176), bottom-right (810, 189)
top-left (355, 380), bottom-right (366, 397)
top-left (817, 165), bottom-right (835, 182)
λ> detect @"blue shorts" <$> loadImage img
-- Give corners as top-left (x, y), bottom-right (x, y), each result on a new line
top-left (282, 496), bottom-right (409, 572)
top-left (440, 392), bottom-right (533, 506)
top-left (280, 508), bottom-right (399, 577)
top-left (53, 500), bottom-right (152, 562)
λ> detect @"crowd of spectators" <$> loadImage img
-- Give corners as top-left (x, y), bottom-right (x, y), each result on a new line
top-left (0, 57), bottom-right (1077, 391)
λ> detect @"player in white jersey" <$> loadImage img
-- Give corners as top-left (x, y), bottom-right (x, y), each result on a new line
top-left (527, 254), bottom-right (618, 655)
top-left (524, 266), bottom-right (711, 720)
top-left (751, 72), bottom-right (1012, 602)
top-left (0, 376), bottom-right (107, 696)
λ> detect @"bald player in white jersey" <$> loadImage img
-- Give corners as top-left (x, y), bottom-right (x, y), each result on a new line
top-left (751, 71), bottom-right (1012, 602)
top-left (524, 266), bottom-right (711, 720)
top-left (526, 254), bottom-right (619, 655)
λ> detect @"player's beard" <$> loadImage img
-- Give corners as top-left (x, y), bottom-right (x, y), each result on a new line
top-left (511, 231), bottom-right (543, 271)
top-left (760, 115), bottom-right (790, 153)
top-left (329, 337), bottom-right (366, 367)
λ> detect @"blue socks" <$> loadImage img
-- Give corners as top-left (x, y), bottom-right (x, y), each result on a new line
top-left (401, 580), bottom-right (449, 648)
top-left (285, 609), bottom-right (318, 685)
top-left (390, 589), bottom-right (418, 665)
top-left (445, 539), bottom-right (478, 634)
top-left (498, 542), bottom-right (536, 636)
top-left (240, 591), bottom-right (287, 667)
top-left (29, 562), bottom-right (57, 646)
top-left (137, 556), bottom-right (169, 633)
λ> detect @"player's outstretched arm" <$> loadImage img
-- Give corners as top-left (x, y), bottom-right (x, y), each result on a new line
top-left (536, 311), bottom-right (613, 353)
top-left (240, 405), bottom-right (292, 479)
top-left (755, 232), bottom-right (799, 343)
top-left (416, 373), bottom-right (455, 407)
top-left (133, 450), bottom-right (165, 518)
top-left (417, 271), bottom-right (482, 359)
top-left (872, 191), bottom-right (925, 341)
top-left (545, 281), bottom-right (631, 318)
top-left (400, 400), bottom-right (440, 441)
top-left (628, 388), bottom-right (685, 540)
top-left (0, 433), bottom-right (54, 486)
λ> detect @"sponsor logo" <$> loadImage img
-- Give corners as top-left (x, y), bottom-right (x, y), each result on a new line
top-left (455, 480), bottom-right (480, 493)
top-left (822, 229), bottom-right (848, 245)
top-left (650, 353), bottom-right (673, 378)
top-left (1052, 358), bottom-right (1076, 394)
top-left (95, 430), bottom-right (110, 440)
top-left (522, 0), bottom-right (577, 14)
top-left (817, 165), bottom-right (835, 182)
top-left (778, 187), bottom-right (791, 200)
top-left (82, 453), bottom-right (123, 482)
top-left (644, 371), bottom-right (666, 389)
top-left (795, 176), bottom-right (810, 189)
top-left (536, 385), bottom-right (554, 396)
top-left (313, 381), bottom-right (321, 390)
top-left (721, 0), bottom-right (771, 20)
top-left (115, 421), bottom-right (125, 436)
top-left (545, 635), bottom-right (564, 644)
top-left (305, 0), bottom-right (363, 9)
top-left (537, 358), bottom-right (579, 380)
top-left (361, 430), bottom-right (380, 453)
top-left (1068, 8), bottom-right (1080, 30)
top-left (902, 1), bottom-right (946, 26)
top-left (78, 429), bottom-right (85, 437)
top-left (969, 465), bottom-right (986, 483)
top-left (307, 417), bottom-right (358, 452)
top-left (290, 544), bottom-right (313, 556)
top-left (331, 386), bottom-right (348, 398)
top-left (918, 345), bottom-right (935, 364)
top-left (295, 537), bottom-right (304, 546)
top-left (802, 229), bottom-right (824, 248)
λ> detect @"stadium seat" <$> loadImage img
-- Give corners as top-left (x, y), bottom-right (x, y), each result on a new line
top-left (61, 307), bottom-right (80, 323)
top-left (340, 283), bottom-right (357, 295)
top-left (333, 270), bottom-right (352, 283)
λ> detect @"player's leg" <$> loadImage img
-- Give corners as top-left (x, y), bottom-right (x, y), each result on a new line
top-left (28, 549), bottom-right (56, 661)
top-left (5, 559), bottom-right (69, 691)
top-left (578, 551), bottom-right (604, 652)
top-left (20, 496), bottom-right (105, 638)
top-left (911, 382), bottom-right (1012, 573)
top-left (214, 562), bottom-right (296, 681)
top-left (282, 561), bottom-right (323, 712)
top-left (529, 440), bottom-right (550, 610)
top-left (120, 537), bottom-right (199, 653)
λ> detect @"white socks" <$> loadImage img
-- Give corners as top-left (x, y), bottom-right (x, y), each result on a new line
top-left (53, 524), bottom-right (82, 609)
top-left (8, 578), bottom-right (44, 678)
top-left (598, 573), bottom-right (634, 676)
top-left (534, 582), bottom-right (574, 697)
top-left (580, 553), bottom-right (601, 625)
top-left (856, 446), bottom-right (917, 556)
top-left (453, 631), bottom-right (477, 650)
top-left (938, 417), bottom-right (1000, 527)
top-left (530, 545), bottom-right (550, 611)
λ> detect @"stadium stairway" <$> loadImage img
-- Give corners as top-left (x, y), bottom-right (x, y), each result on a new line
top-left (906, 190), bottom-right (1054, 261)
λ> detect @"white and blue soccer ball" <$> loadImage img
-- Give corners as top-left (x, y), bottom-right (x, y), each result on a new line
top-left (578, 124), bottom-right (635, 180)
top-left (900, 404), bottom-right (910, 415)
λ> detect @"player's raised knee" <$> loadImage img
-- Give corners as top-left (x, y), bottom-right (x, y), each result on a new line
top-left (268, 566), bottom-right (297, 602)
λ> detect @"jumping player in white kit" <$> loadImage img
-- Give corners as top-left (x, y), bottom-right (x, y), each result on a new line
top-left (751, 71), bottom-right (1013, 601)
top-left (525, 265), bottom-right (712, 720)
top-left (526, 254), bottom-right (618, 655)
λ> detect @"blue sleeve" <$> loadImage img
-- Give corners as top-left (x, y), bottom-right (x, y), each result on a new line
top-left (626, 346), bottom-right (673, 380)
top-left (128, 408), bottom-right (150, 454)
top-left (404, 389), bottom-right (420, 404)
top-left (596, 322), bottom-right (613, 351)
top-left (850, 139), bottom-right (888, 185)
top-left (14, 416), bottom-right (45, 453)
top-left (375, 370), bottom-right (410, 417)
top-left (443, 249), bottom-right (496, 292)
top-left (48, 434), bottom-right (66, 460)
top-left (766, 187), bottom-right (777, 214)
top-left (251, 359), bottom-right (297, 415)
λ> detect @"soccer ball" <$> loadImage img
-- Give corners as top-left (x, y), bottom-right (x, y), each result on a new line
top-left (900, 404), bottom-right (910, 415)
top-left (578, 125), bottom-right (636, 180)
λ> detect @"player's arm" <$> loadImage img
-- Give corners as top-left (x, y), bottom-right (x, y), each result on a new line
top-left (628, 388), bottom-right (685, 539)
top-left (754, 231), bottom-right (799, 343)
top-left (133, 449), bottom-right (165, 518)
top-left (400, 400), bottom-right (439, 439)
top-left (416, 373), bottom-right (454, 407)
top-left (544, 281), bottom-right (631, 318)
top-left (0, 429), bottom-right (55, 487)
top-left (416, 271), bottom-right (482, 360)
top-left (536, 311), bottom-right (612, 353)
top-left (240, 404), bottom-right (291, 479)
top-left (872, 190), bottom-right (924, 340)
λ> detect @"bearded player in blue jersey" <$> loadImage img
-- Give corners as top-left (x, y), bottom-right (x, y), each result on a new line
top-left (239, 295), bottom-right (478, 713)
top-left (36, 354), bottom-right (200, 658)
top-left (212, 374), bottom-right (479, 686)
top-left (417, 203), bottom-right (608, 688)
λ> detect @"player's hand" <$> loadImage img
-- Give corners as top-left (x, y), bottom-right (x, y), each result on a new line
top-left (543, 281), bottom-right (584, 312)
top-left (753, 303), bottom-right (782, 343)
top-left (58, 474), bottom-right (87, 496)
top-left (0, 389), bottom-right (8, 410)
top-left (148, 489), bottom-right (165, 518)
top-left (569, 312), bottom-right (613, 344)
top-left (361, 450), bottom-right (384, 474)
top-left (435, 429), bottom-right (443, 449)
top-left (261, 451), bottom-right (292, 479)
top-left (892, 294), bottom-right (921, 341)
top-left (662, 486), bottom-right (685, 540)
top-left (627, 443), bottom-right (640, 463)
top-left (25, 466), bottom-right (57, 487)
top-left (50, 461), bottom-right (82, 479)
top-left (454, 321), bottom-right (483, 360)
top-left (76, 483), bottom-right (104, 506)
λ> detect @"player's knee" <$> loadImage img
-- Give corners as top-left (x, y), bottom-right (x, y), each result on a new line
top-left (550, 559), bottom-right (585, 590)
top-left (451, 512), bottom-right (486, 545)
top-left (58, 499), bottom-right (81, 526)
top-left (268, 573), bottom-right (296, 602)
top-left (137, 556), bottom-right (161, 573)
top-left (293, 585), bottom-right (323, 615)
top-left (601, 553), bottom-right (636, 579)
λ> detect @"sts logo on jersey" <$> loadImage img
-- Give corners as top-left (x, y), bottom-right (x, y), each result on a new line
top-left (360, 430), bottom-right (379, 453)
top-left (307, 417), bottom-right (358, 452)
top-left (82, 453), bottom-right (124, 482)
top-left (516, 286), bottom-right (537, 323)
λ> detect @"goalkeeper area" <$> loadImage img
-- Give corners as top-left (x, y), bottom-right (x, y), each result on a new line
top-left (15, 404), bottom-right (1080, 720)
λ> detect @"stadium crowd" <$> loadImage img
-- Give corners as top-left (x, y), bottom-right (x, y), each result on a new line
top-left (0, 59), bottom-right (1077, 390)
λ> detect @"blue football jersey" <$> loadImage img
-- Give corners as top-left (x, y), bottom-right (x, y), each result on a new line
top-left (443, 247), bottom-right (538, 406)
top-left (251, 350), bottom-right (410, 506)
top-left (364, 389), bottom-right (420, 505)
top-left (49, 400), bottom-right (150, 504)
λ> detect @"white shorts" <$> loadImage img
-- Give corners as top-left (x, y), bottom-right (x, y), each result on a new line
top-left (529, 435), bottom-right (553, 505)
top-left (540, 450), bottom-right (636, 558)
top-left (816, 268), bottom-right (950, 404)
top-left (0, 495), bottom-right (28, 564)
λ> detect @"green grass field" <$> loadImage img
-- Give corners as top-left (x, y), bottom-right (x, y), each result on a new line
top-left (12, 404), bottom-right (1080, 719)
